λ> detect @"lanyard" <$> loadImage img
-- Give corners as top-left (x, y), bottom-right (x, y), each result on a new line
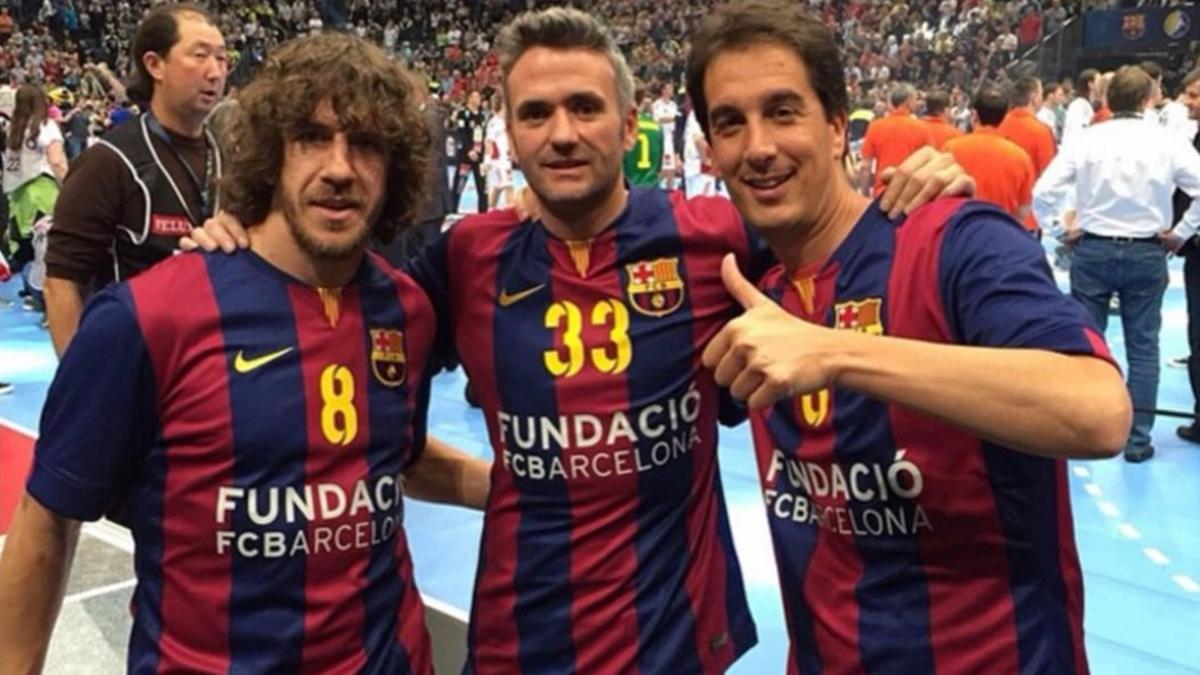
top-left (146, 113), bottom-right (216, 221)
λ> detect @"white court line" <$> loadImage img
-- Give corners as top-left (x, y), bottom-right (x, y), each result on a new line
top-left (0, 417), bottom-right (38, 438)
top-left (78, 519), bottom-right (472, 624)
top-left (83, 521), bottom-right (134, 554)
top-left (63, 578), bottom-right (136, 604)
top-left (1172, 575), bottom-right (1200, 594)
top-left (1071, 466), bottom-right (1200, 596)
top-left (1117, 523), bottom-right (1142, 541)
top-left (1143, 548), bottom-right (1171, 566)
top-left (422, 594), bottom-right (469, 623)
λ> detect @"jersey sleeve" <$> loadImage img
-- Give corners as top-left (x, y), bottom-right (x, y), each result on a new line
top-left (938, 205), bottom-right (1113, 362)
top-left (402, 227), bottom-right (458, 370)
top-left (26, 287), bottom-right (160, 520)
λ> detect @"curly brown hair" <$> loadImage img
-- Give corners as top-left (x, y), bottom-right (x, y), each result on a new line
top-left (221, 33), bottom-right (431, 244)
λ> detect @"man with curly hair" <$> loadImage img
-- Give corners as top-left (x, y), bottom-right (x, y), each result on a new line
top-left (0, 33), bottom-right (488, 674)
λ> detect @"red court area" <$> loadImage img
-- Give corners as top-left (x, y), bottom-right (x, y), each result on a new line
top-left (0, 423), bottom-right (35, 534)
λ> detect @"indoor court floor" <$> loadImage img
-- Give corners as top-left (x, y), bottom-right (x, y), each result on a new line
top-left (1, 223), bottom-right (1198, 674)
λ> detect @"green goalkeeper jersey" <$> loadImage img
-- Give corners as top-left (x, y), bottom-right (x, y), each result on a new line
top-left (623, 115), bottom-right (663, 187)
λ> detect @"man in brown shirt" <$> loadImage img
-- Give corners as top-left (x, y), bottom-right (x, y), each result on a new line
top-left (45, 3), bottom-right (227, 356)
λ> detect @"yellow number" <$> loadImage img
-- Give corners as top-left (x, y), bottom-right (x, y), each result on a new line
top-left (544, 301), bottom-right (585, 377)
top-left (544, 299), bottom-right (633, 377)
top-left (590, 299), bottom-right (631, 375)
top-left (320, 365), bottom-right (358, 446)
top-left (800, 388), bottom-right (829, 428)
top-left (636, 133), bottom-right (651, 169)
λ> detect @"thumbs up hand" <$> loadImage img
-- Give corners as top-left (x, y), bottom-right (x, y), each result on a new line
top-left (701, 254), bottom-right (842, 410)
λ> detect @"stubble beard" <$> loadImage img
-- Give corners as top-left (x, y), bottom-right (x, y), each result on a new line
top-left (283, 197), bottom-right (370, 262)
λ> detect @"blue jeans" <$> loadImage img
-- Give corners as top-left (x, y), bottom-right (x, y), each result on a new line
top-left (1069, 237), bottom-right (1168, 450)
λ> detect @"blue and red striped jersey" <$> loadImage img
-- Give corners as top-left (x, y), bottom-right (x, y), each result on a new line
top-left (751, 199), bottom-right (1113, 675)
top-left (28, 249), bottom-right (437, 674)
top-left (412, 188), bottom-right (762, 673)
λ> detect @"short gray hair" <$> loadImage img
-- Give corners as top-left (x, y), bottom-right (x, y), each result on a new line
top-left (890, 83), bottom-right (914, 108)
top-left (496, 7), bottom-right (635, 113)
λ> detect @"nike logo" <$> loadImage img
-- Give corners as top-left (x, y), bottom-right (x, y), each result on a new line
top-left (497, 284), bottom-right (546, 307)
top-left (233, 347), bottom-right (295, 373)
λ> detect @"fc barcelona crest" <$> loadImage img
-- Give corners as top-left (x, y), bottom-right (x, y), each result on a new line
top-left (370, 328), bottom-right (407, 388)
top-left (625, 258), bottom-right (686, 317)
top-left (834, 298), bottom-right (884, 335)
top-left (1122, 13), bottom-right (1146, 40)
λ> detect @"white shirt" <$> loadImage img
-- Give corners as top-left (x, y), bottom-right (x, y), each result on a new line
top-left (0, 85), bottom-right (15, 119)
top-left (484, 114), bottom-right (510, 170)
top-left (1159, 100), bottom-right (1197, 144)
top-left (682, 112), bottom-right (704, 177)
top-left (1036, 106), bottom-right (1059, 140)
top-left (1033, 116), bottom-right (1200, 239)
top-left (1061, 97), bottom-right (1093, 148)
top-left (3, 120), bottom-right (62, 194)
top-left (652, 98), bottom-right (678, 155)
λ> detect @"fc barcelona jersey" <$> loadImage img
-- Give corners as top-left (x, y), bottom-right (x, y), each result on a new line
top-left (412, 187), bottom-right (761, 673)
top-left (751, 199), bottom-right (1114, 675)
top-left (28, 250), bottom-right (437, 674)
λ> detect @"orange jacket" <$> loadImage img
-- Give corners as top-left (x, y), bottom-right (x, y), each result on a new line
top-left (944, 127), bottom-right (1037, 224)
top-left (861, 111), bottom-right (934, 195)
top-left (921, 116), bottom-right (963, 150)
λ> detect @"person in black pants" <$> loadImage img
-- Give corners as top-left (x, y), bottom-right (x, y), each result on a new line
top-left (1174, 68), bottom-right (1200, 443)
top-left (452, 89), bottom-right (488, 213)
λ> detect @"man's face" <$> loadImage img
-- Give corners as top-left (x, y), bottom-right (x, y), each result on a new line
top-left (1183, 78), bottom-right (1200, 121)
top-left (277, 101), bottom-right (390, 260)
top-left (505, 46), bottom-right (636, 217)
top-left (146, 14), bottom-right (227, 119)
top-left (704, 42), bottom-right (847, 235)
top-left (467, 90), bottom-right (481, 109)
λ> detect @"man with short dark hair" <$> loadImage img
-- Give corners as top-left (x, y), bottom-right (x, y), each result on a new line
top-left (45, 3), bottom-right (227, 356)
top-left (1001, 76), bottom-right (1056, 176)
top-left (1000, 75), bottom-right (1057, 231)
top-left (1035, 65), bottom-right (1200, 462)
top-left (689, 2), bottom-right (1131, 672)
top-left (946, 87), bottom-right (1037, 222)
top-left (920, 89), bottom-right (961, 150)
top-left (451, 89), bottom-right (488, 214)
top-left (0, 32), bottom-right (488, 673)
top-left (1038, 79), bottom-right (1065, 139)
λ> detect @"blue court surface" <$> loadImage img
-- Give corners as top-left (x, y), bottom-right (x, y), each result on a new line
top-left (1, 220), bottom-right (1198, 673)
